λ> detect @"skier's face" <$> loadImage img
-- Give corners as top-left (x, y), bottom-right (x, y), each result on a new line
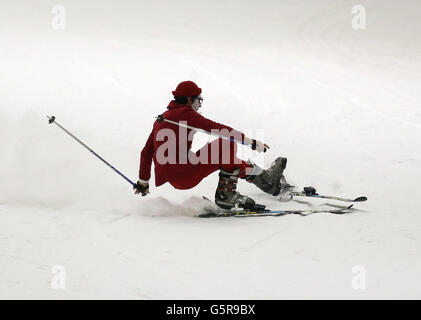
top-left (191, 95), bottom-right (203, 112)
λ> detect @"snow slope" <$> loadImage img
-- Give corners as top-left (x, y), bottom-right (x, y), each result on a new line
top-left (1, 0), bottom-right (421, 299)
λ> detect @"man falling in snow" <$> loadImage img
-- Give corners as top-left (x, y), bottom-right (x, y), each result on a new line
top-left (134, 80), bottom-right (289, 210)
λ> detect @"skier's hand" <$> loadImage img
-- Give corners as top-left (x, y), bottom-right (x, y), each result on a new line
top-left (244, 137), bottom-right (269, 153)
top-left (134, 180), bottom-right (149, 196)
top-left (253, 139), bottom-right (270, 153)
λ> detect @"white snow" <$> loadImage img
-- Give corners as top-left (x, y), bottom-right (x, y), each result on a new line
top-left (1, 0), bottom-right (421, 299)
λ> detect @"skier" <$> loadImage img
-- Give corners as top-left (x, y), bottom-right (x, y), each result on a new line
top-left (134, 80), bottom-right (289, 210)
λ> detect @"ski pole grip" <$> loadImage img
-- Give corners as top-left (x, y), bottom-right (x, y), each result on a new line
top-left (252, 139), bottom-right (257, 150)
top-left (156, 114), bottom-right (164, 123)
top-left (133, 182), bottom-right (149, 196)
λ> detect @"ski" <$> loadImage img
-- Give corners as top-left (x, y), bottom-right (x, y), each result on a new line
top-left (285, 187), bottom-right (367, 203)
top-left (288, 192), bottom-right (367, 203)
top-left (198, 203), bottom-right (354, 218)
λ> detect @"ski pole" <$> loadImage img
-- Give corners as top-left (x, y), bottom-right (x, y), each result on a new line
top-left (47, 116), bottom-right (147, 195)
top-left (156, 114), bottom-right (267, 152)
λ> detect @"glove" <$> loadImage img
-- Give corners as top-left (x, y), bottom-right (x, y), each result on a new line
top-left (133, 180), bottom-right (149, 196)
top-left (251, 139), bottom-right (270, 153)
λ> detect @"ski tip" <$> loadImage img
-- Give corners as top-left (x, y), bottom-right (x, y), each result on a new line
top-left (353, 196), bottom-right (367, 202)
top-left (330, 204), bottom-right (354, 214)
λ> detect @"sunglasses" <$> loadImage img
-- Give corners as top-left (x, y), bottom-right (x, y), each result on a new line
top-left (195, 97), bottom-right (204, 103)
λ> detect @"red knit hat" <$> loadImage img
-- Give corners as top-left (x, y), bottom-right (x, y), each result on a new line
top-left (172, 81), bottom-right (202, 97)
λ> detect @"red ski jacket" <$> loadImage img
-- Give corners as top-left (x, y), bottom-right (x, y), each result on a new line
top-left (139, 101), bottom-right (245, 187)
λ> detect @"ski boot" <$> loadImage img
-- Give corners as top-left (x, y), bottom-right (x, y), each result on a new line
top-left (215, 168), bottom-right (264, 211)
top-left (245, 157), bottom-right (293, 196)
